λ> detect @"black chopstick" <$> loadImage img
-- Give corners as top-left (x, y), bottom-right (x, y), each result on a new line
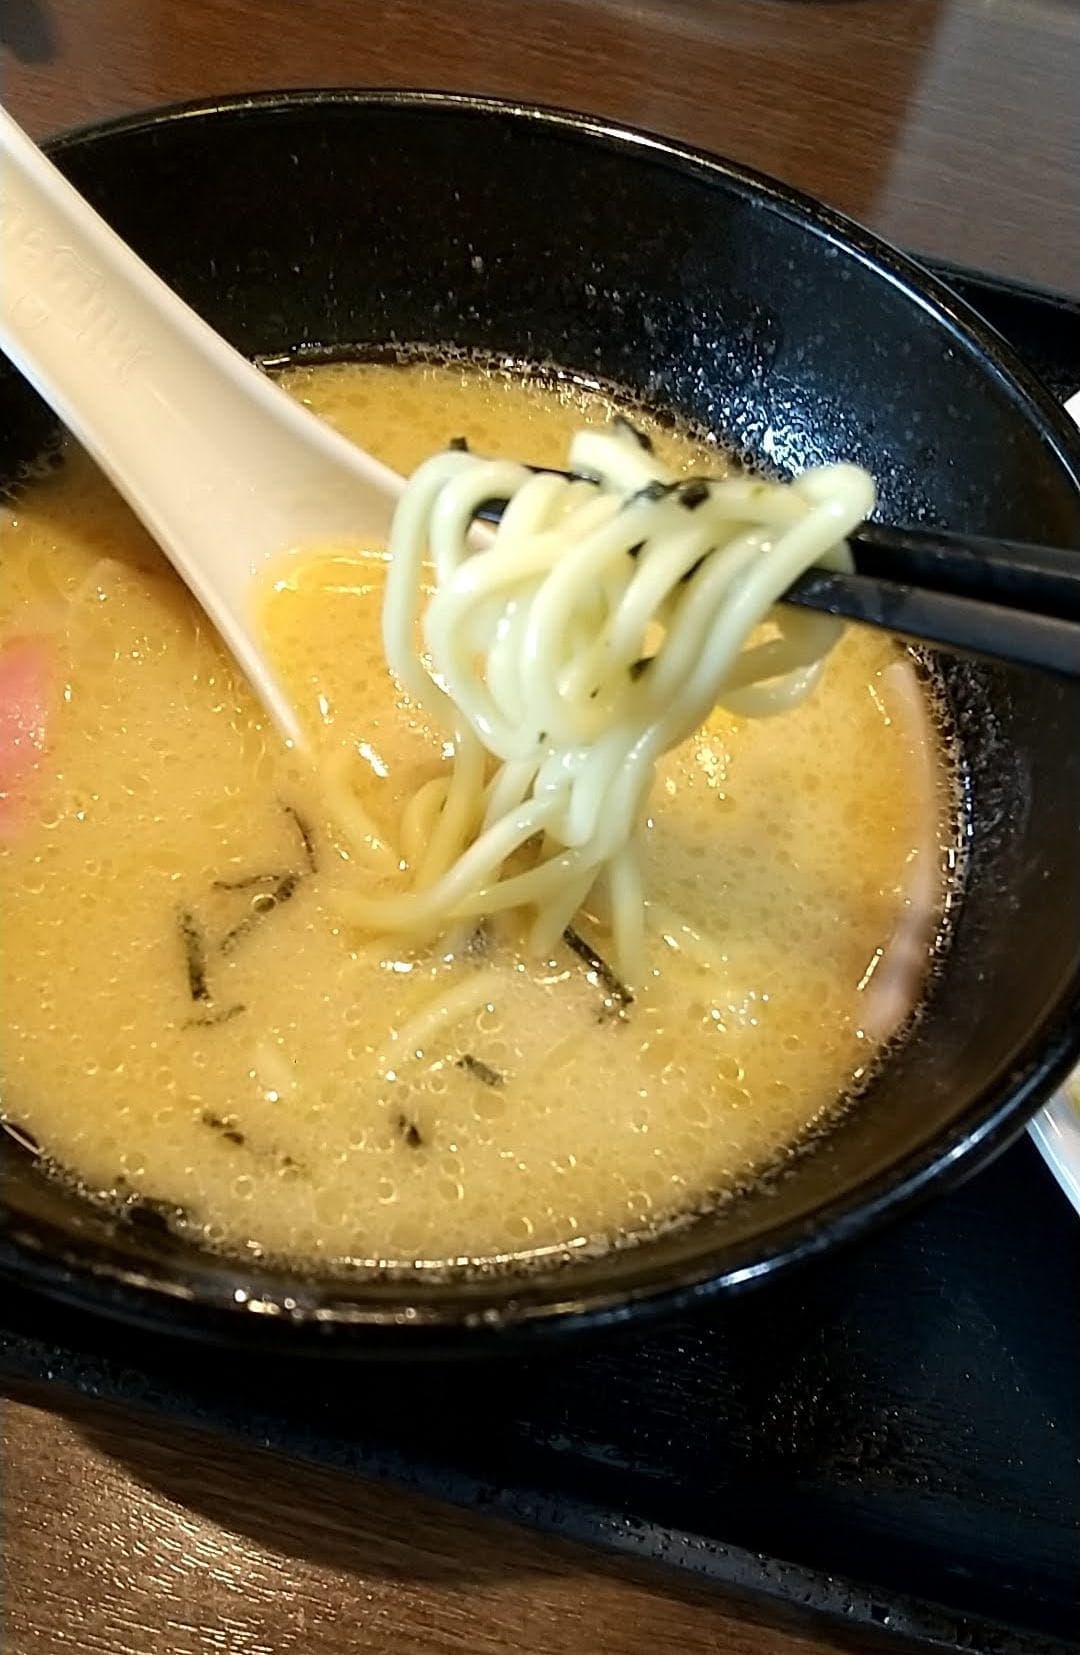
top-left (785, 567), bottom-right (1080, 678)
top-left (476, 482), bottom-right (1080, 677)
top-left (786, 524), bottom-right (1080, 674)
top-left (849, 524), bottom-right (1080, 624)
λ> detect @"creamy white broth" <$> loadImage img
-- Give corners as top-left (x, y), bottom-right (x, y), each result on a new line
top-left (0, 358), bottom-right (952, 1269)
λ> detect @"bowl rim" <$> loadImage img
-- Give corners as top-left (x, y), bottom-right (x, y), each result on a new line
top-left (2, 86), bottom-right (1078, 1347)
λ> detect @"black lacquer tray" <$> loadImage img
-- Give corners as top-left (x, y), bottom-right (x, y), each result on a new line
top-left (2, 261), bottom-right (1078, 1655)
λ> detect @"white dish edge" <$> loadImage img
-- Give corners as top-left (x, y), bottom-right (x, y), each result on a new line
top-left (1029, 1079), bottom-right (1080, 1216)
top-left (1028, 390), bottom-right (1080, 1214)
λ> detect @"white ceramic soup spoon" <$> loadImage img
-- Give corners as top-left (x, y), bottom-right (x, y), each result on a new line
top-left (0, 105), bottom-right (405, 750)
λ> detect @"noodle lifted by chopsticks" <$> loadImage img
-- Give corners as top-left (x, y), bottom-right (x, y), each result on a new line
top-left (333, 423), bottom-right (875, 984)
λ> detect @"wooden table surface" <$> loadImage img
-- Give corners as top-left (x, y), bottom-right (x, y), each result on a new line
top-left (2, 3), bottom-right (1079, 1652)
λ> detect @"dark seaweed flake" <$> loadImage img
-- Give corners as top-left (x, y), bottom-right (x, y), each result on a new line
top-left (178, 908), bottom-right (210, 1002)
top-left (282, 803), bottom-right (317, 873)
top-left (563, 926), bottom-right (633, 1009)
top-left (612, 413), bottom-right (655, 453)
top-left (220, 872), bottom-right (299, 954)
top-left (679, 480), bottom-right (710, 510)
top-left (184, 1003), bottom-right (246, 1030)
top-left (457, 1053), bottom-right (504, 1088)
top-left (628, 480), bottom-right (675, 507)
top-left (201, 1110), bottom-right (246, 1147)
top-left (212, 872), bottom-right (282, 891)
top-left (396, 1113), bottom-right (424, 1148)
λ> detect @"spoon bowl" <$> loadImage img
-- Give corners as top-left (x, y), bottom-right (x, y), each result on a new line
top-left (0, 105), bottom-right (404, 748)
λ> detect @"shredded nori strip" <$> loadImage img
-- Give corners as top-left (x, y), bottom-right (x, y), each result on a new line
top-left (215, 809), bottom-right (316, 892)
top-left (627, 480), bottom-right (676, 508)
top-left (201, 1110), bottom-right (246, 1147)
top-left (282, 803), bottom-right (317, 873)
top-left (679, 479), bottom-right (710, 510)
top-left (212, 871), bottom-right (283, 891)
top-left (448, 435), bottom-right (469, 452)
top-left (613, 413), bottom-right (655, 453)
top-left (629, 657), bottom-right (652, 681)
top-left (220, 871), bottom-right (299, 954)
top-left (184, 1003), bottom-right (246, 1029)
top-left (396, 1113), bottom-right (424, 1148)
top-left (563, 925), bottom-right (634, 1009)
top-left (457, 1053), bottom-right (504, 1088)
top-left (178, 908), bottom-right (211, 1002)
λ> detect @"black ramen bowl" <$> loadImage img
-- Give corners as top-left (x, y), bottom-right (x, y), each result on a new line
top-left (1, 92), bottom-right (1078, 1354)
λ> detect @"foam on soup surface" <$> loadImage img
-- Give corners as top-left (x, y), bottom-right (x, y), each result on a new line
top-left (0, 359), bottom-right (953, 1269)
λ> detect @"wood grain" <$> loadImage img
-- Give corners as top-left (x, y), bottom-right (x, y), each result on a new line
top-left (2, 1389), bottom-right (844, 1655)
top-left (4, 0), bottom-right (1080, 290)
top-left (2, 2), bottom-right (1078, 1651)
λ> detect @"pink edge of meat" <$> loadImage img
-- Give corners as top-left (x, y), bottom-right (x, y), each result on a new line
top-left (0, 637), bottom-right (53, 840)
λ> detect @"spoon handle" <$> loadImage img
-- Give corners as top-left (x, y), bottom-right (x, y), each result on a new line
top-left (0, 106), bottom-right (402, 747)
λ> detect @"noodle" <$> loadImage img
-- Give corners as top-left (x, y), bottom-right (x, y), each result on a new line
top-left (374, 967), bottom-right (504, 1078)
top-left (321, 745), bottom-right (402, 875)
top-left (334, 423), bottom-right (875, 982)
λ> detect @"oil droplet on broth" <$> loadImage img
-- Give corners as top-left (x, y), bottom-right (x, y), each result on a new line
top-left (0, 356), bottom-right (955, 1271)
